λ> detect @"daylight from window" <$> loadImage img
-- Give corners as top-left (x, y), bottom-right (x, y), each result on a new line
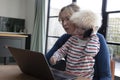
top-left (107, 0), bottom-right (120, 11)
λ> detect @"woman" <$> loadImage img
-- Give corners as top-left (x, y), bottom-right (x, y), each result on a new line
top-left (50, 10), bottom-right (100, 80)
top-left (45, 3), bottom-right (80, 70)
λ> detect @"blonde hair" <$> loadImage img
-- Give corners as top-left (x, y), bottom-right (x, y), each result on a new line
top-left (70, 10), bottom-right (101, 32)
top-left (58, 3), bottom-right (80, 21)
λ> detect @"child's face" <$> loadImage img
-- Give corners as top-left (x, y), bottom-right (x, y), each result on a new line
top-left (72, 26), bottom-right (86, 37)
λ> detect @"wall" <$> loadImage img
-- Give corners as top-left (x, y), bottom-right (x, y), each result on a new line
top-left (25, 0), bottom-right (35, 34)
top-left (0, 0), bottom-right (35, 34)
top-left (0, 0), bottom-right (26, 19)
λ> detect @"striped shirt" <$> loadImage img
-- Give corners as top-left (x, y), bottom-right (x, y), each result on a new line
top-left (52, 34), bottom-right (100, 79)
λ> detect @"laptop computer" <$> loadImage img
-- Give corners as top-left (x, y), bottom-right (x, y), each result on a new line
top-left (8, 46), bottom-right (77, 80)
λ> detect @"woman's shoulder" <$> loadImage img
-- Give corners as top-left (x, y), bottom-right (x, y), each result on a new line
top-left (55, 34), bottom-right (71, 45)
top-left (61, 33), bottom-right (71, 37)
top-left (59, 34), bottom-right (71, 40)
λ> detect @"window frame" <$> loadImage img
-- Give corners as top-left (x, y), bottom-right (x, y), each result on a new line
top-left (45, 0), bottom-right (120, 77)
top-left (45, 0), bottom-right (120, 53)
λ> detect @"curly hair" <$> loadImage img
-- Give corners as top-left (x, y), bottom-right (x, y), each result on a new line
top-left (70, 10), bottom-right (101, 32)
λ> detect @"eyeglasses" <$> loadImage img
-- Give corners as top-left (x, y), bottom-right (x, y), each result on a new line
top-left (59, 17), bottom-right (70, 24)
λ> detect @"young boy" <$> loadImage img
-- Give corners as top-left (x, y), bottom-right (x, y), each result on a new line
top-left (50, 10), bottom-right (100, 80)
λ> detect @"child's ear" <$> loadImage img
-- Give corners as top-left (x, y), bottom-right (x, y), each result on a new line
top-left (83, 28), bottom-right (93, 38)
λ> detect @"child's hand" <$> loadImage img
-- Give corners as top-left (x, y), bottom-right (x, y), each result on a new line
top-left (50, 56), bottom-right (57, 65)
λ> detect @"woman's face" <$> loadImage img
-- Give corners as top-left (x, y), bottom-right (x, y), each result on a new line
top-left (59, 12), bottom-right (76, 34)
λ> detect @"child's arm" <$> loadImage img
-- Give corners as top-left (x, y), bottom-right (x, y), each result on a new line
top-left (50, 50), bottom-right (64, 65)
top-left (50, 54), bottom-right (58, 65)
top-left (83, 34), bottom-right (100, 56)
top-left (50, 52), bottom-right (62, 65)
top-left (50, 38), bottom-right (71, 65)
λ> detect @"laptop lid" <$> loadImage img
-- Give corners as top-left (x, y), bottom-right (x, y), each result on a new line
top-left (8, 46), bottom-right (54, 80)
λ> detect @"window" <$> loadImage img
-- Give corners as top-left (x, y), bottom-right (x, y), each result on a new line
top-left (46, 0), bottom-right (102, 52)
top-left (46, 0), bottom-right (72, 52)
top-left (76, 0), bottom-right (102, 13)
top-left (106, 0), bottom-right (120, 77)
top-left (107, 13), bottom-right (120, 43)
top-left (107, 13), bottom-right (120, 77)
top-left (50, 0), bottom-right (72, 16)
top-left (46, 0), bottom-right (120, 77)
top-left (107, 0), bottom-right (120, 11)
top-left (106, 6), bottom-right (120, 62)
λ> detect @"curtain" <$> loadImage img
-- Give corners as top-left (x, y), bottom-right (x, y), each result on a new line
top-left (30, 0), bottom-right (46, 54)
